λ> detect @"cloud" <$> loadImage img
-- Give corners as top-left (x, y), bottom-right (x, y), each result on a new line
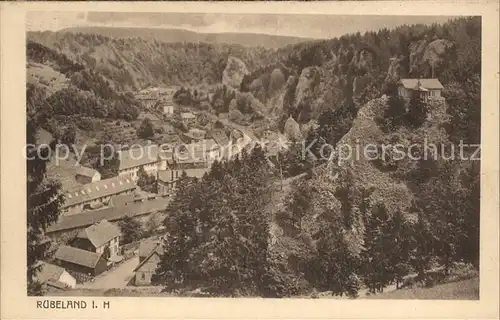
top-left (26, 11), bottom-right (88, 31)
top-left (27, 12), bottom-right (457, 40)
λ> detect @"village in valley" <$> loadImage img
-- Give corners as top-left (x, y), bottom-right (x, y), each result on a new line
top-left (35, 85), bottom-right (268, 293)
top-left (26, 12), bottom-right (481, 299)
top-left (35, 79), bottom-right (446, 295)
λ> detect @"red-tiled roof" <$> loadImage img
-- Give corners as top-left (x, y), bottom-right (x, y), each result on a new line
top-left (54, 245), bottom-right (103, 269)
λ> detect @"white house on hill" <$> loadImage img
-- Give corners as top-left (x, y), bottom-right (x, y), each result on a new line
top-left (398, 78), bottom-right (444, 102)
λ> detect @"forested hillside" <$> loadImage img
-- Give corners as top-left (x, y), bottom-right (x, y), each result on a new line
top-left (240, 17), bottom-right (480, 142)
top-left (60, 26), bottom-right (312, 49)
top-left (27, 41), bottom-right (140, 121)
top-left (26, 16), bottom-right (481, 298)
top-left (27, 31), bottom-right (278, 91)
top-left (151, 17), bottom-right (481, 297)
top-left (28, 17), bottom-right (480, 143)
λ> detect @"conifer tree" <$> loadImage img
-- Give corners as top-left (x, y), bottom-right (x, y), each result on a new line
top-left (27, 92), bottom-right (64, 296)
top-left (406, 93), bottom-right (429, 128)
top-left (138, 118), bottom-right (154, 139)
top-left (311, 227), bottom-right (361, 298)
top-left (155, 146), bottom-right (274, 296)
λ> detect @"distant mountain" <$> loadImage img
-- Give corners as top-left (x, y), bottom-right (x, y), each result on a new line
top-left (58, 26), bottom-right (314, 49)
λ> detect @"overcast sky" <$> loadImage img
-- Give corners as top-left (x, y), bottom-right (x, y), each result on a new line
top-left (27, 12), bottom-right (457, 39)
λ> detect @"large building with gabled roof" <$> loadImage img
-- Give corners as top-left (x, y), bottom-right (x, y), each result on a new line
top-left (62, 175), bottom-right (137, 215)
top-left (71, 220), bottom-right (122, 263)
top-left (117, 144), bottom-right (170, 181)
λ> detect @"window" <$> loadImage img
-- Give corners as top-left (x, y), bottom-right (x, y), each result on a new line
top-left (141, 273), bottom-right (145, 280)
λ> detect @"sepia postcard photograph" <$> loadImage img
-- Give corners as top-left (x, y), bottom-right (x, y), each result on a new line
top-left (1, 1), bottom-right (499, 320)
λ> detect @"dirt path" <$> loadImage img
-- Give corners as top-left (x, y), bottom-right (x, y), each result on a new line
top-left (77, 256), bottom-right (139, 289)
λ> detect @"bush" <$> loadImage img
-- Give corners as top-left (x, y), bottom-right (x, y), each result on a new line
top-left (137, 118), bottom-right (154, 139)
top-left (406, 94), bottom-right (429, 128)
top-left (155, 127), bottom-right (164, 134)
top-left (76, 117), bottom-right (95, 131)
top-left (445, 262), bottom-right (478, 283)
top-left (377, 95), bottom-right (406, 132)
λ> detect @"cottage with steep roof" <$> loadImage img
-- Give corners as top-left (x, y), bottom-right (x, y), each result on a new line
top-left (71, 220), bottom-right (122, 264)
top-left (133, 238), bottom-right (164, 286)
top-left (398, 78), bottom-right (444, 102)
top-left (54, 245), bottom-right (108, 276)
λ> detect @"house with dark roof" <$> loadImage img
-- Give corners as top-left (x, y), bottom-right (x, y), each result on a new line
top-left (133, 238), bottom-right (164, 286)
top-left (54, 245), bottom-right (108, 276)
top-left (75, 166), bottom-right (101, 185)
top-left (36, 262), bottom-right (77, 289)
top-left (71, 220), bottom-right (122, 264)
top-left (62, 176), bottom-right (137, 215)
top-left (398, 78), bottom-right (444, 102)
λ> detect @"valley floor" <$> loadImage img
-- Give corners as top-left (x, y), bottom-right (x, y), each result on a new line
top-left (366, 277), bottom-right (479, 300)
top-left (76, 256), bottom-right (139, 290)
top-left (47, 276), bottom-right (479, 299)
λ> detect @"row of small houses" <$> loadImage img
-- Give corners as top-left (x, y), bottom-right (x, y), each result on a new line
top-left (39, 219), bottom-right (167, 289)
top-left (62, 133), bottom-right (230, 215)
top-left (38, 219), bottom-right (122, 289)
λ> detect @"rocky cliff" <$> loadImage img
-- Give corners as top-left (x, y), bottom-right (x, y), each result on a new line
top-left (222, 56), bottom-right (249, 89)
top-left (27, 31), bottom-right (277, 91)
